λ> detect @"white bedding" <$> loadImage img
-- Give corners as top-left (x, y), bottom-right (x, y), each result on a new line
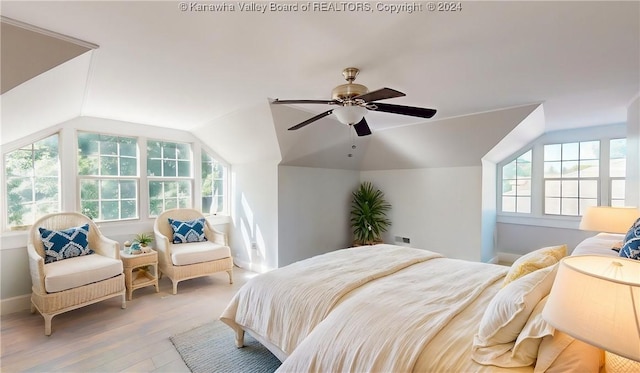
top-left (221, 245), bottom-right (442, 357)
top-left (277, 257), bottom-right (523, 373)
top-left (221, 244), bottom-right (535, 372)
top-left (570, 233), bottom-right (624, 257)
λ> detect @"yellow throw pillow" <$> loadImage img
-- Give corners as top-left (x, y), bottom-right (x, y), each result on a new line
top-left (503, 244), bottom-right (566, 287)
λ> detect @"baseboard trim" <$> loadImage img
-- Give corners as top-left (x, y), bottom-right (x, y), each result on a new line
top-left (497, 252), bottom-right (522, 265)
top-left (1, 294), bottom-right (31, 315)
top-left (234, 258), bottom-right (271, 274)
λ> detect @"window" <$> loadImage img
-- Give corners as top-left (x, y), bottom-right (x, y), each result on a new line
top-left (78, 132), bottom-right (139, 221)
top-left (5, 134), bottom-right (60, 229)
top-left (147, 140), bottom-right (192, 216)
top-left (501, 150), bottom-right (532, 213)
top-left (201, 152), bottom-right (227, 214)
top-left (543, 141), bottom-right (599, 216)
top-left (610, 138), bottom-right (626, 207)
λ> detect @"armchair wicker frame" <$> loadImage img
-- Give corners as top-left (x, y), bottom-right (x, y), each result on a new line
top-left (27, 212), bottom-right (126, 336)
top-left (153, 208), bottom-right (233, 294)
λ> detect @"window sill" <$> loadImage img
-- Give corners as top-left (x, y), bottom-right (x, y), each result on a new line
top-left (497, 213), bottom-right (582, 230)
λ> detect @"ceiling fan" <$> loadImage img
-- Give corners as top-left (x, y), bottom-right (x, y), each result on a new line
top-left (272, 67), bottom-right (437, 136)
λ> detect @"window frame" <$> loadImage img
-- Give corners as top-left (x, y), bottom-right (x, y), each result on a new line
top-left (76, 131), bottom-right (141, 223)
top-left (3, 132), bottom-right (61, 231)
top-left (542, 140), bottom-right (600, 217)
top-left (146, 139), bottom-right (194, 217)
top-left (500, 149), bottom-right (533, 214)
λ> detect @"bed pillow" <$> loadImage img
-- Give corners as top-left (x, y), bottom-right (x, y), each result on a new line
top-left (534, 330), bottom-right (603, 373)
top-left (511, 296), bottom-right (555, 365)
top-left (168, 218), bottom-right (208, 244)
top-left (39, 223), bottom-right (94, 264)
top-left (503, 244), bottom-right (566, 286)
top-left (473, 263), bottom-right (558, 353)
top-left (619, 217), bottom-right (640, 260)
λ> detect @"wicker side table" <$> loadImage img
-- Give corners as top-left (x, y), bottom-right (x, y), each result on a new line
top-left (120, 249), bottom-right (159, 300)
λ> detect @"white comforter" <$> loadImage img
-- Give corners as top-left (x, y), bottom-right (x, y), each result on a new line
top-left (221, 245), bottom-right (441, 356)
top-left (221, 245), bottom-right (534, 373)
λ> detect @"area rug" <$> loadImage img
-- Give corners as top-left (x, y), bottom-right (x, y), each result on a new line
top-left (170, 320), bottom-right (282, 373)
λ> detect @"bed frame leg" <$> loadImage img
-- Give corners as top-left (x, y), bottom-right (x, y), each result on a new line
top-left (235, 329), bottom-right (245, 348)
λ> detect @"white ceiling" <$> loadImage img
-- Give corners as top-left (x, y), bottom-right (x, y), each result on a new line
top-left (1, 1), bottom-right (638, 138)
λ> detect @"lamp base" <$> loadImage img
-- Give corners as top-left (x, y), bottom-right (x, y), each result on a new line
top-left (606, 352), bottom-right (640, 373)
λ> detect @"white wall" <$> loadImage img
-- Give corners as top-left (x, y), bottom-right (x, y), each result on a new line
top-left (627, 95), bottom-right (640, 206)
top-left (278, 166), bottom-right (360, 267)
top-left (230, 161), bottom-right (279, 272)
top-left (360, 167), bottom-right (484, 261)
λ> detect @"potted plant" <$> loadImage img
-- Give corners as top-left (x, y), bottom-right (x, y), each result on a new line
top-left (134, 233), bottom-right (153, 247)
top-left (350, 181), bottom-right (391, 246)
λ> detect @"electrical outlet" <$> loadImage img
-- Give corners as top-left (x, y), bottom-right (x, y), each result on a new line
top-left (251, 242), bottom-right (257, 250)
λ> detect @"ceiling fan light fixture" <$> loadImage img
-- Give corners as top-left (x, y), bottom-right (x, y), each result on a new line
top-left (333, 105), bottom-right (366, 125)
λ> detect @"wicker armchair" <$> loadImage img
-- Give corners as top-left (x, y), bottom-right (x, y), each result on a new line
top-left (153, 208), bottom-right (233, 294)
top-left (27, 212), bottom-right (126, 335)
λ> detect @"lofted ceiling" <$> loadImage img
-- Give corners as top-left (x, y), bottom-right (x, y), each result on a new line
top-left (0, 1), bottom-right (638, 145)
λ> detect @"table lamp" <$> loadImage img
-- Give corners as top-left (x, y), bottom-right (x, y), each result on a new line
top-left (579, 206), bottom-right (639, 234)
top-left (543, 255), bottom-right (640, 372)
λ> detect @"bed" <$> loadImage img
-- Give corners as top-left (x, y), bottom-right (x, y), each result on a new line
top-left (221, 238), bottom-right (621, 372)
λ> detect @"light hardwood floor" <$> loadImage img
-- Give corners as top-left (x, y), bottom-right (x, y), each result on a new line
top-left (1, 268), bottom-right (253, 372)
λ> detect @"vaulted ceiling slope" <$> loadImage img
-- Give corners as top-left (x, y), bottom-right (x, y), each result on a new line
top-left (0, 1), bottom-right (637, 150)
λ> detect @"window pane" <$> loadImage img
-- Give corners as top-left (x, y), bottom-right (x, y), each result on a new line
top-left (611, 180), bottom-right (625, 200)
top-left (610, 158), bottom-right (626, 177)
top-left (579, 160), bottom-right (599, 177)
top-left (78, 132), bottom-right (99, 156)
top-left (147, 159), bottom-right (162, 176)
top-left (163, 143), bottom-right (176, 159)
top-left (580, 141), bottom-right (599, 160)
top-left (545, 198), bottom-right (560, 215)
top-left (149, 181), bottom-right (162, 199)
top-left (149, 199), bottom-right (163, 216)
top-left (165, 198), bottom-right (177, 210)
top-left (101, 180), bottom-right (119, 200)
top-left (100, 139), bottom-right (117, 155)
top-left (561, 198), bottom-right (578, 216)
top-left (100, 156), bottom-right (118, 176)
top-left (121, 200), bottom-right (137, 219)
top-left (516, 197), bottom-right (531, 213)
top-left (101, 201), bottom-right (119, 220)
top-left (81, 180), bottom-right (99, 200)
top-left (561, 180), bottom-right (578, 198)
top-left (81, 201), bottom-right (98, 220)
top-left (545, 180), bottom-right (561, 197)
top-left (612, 200), bottom-right (626, 207)
top-left (148, 141), bottom-right (161, 158)
top-left (544, 144), bottom-right (561, 161)
top-left (177, 143), bottom-right (190, 160)
top-left (503, 161), bottom-right (516, 179)
top-left (177, 161), bottom-right (191, 177)
top-left (579, 199), bottom-right (597, 215)
top-left (544, 162), bottom-right (561, 178)
top-left (579, 180), bottom-right (598, 199)
top-left (119, 138), bottom-right (137, 157)
top-left (562, 143), bottom-right (579, 160)
top-left (163, 160), bottom-right (177, 177)
top-left (120, 157), bottom-right (137, 176)
top-left (5, 134), bottom-right (60, 228)
top-left (561, 161), bottom-right (579, 177)
top-left (516, 180), bottom-right (531, 197)
top-left (120, 180), bottom-right (137, 199)
top-left (78, 156), bottom-right (98, 175)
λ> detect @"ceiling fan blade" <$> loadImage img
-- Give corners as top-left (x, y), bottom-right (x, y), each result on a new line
top-left (288, 110), bottom-right (334, 131)
top-left (368, 102), bottom-right (437, 118)
top-left (354, 88), bottom-right (405, 103)
top-left (353, 118), bottom-right (372, 137)
top-left (273, 99), bottom-right (339, 105)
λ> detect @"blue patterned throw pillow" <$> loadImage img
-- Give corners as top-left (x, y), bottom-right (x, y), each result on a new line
top-left (619, 217), bottom-right (640, 260)
top-left (39, 224), bottom-right (94, 264)
top-left (168, 218), bottom-right (207, 244)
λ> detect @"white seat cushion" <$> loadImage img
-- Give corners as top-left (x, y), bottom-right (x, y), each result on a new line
top-left (44, 254), bottom-right (123, 293)
top-left (170, 241), bottom-right (231, 266)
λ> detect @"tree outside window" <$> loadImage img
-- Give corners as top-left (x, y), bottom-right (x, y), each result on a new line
top-left (201, 152), bottom-right (227, 215)
top-left (147, 140), bottom-right (192, 216)
top-left (78, 132), bottom-right (139, 221)
top-left (5, 134), bottom-right (60, 229)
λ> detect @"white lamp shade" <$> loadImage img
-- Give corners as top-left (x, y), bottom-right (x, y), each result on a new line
top-left (543, 256), bottom-right (640, 362)
top-left (579, 206), bottom-right (639, 234)
top-left (333, 106), bottom-right (366, 125)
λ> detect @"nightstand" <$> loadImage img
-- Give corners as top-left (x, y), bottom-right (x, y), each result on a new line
top-left (120, 249), bottom-right (159, 300)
